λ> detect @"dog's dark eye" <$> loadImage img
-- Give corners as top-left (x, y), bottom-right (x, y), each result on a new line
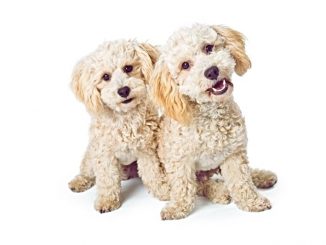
top-left (181, 62), bottom-right (190, 70)
top-left (123, 65), bottom-right (133, 73)
top-left (205, 44), bottom-right (214, 54)
top-left (102, 73), bottom-right (110, 81)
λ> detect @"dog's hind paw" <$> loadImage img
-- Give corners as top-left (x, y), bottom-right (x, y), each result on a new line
top-left (251, 169), bottom-right (277, 189)
top-left (210, 191), bottom-right (232, 204)
top-left (202, 180), bottom-right (232, 204)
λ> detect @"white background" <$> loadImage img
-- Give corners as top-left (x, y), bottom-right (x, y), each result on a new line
top-left (0, 0), bottom-right (325, 244)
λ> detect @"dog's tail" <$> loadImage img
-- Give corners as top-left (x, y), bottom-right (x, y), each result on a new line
top-left (250, 168), bottom-right (277, 189)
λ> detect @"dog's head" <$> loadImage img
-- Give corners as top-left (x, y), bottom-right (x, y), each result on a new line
top-left (151, 24), bottom-right (251, 123)
top-left (72, 40), bottom-right (158, 114)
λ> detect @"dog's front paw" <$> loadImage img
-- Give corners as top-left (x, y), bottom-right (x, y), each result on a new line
top-left (238, 196), bottom-right (272, 212)
top-left (68, 175), bottom-right (95, 192)
top-left (94, 196), bottom-right (121, 213)
top-left (160, 202), bottom-right (194, 220)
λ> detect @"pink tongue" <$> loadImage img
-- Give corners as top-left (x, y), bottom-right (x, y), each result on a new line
top-left (213, 80), bottom-right (225, 90)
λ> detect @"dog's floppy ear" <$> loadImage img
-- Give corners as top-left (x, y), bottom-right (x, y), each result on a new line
top-left (211, 25), bottom-right (251, 76)
top-left (140, 43), bottom-right (160, 64)
top-left (136, 43), bottom-right (160, 82)
top-left (71, 57), bottom-right (103, 114)
top-left (151, 59), bottom-right (191, 124)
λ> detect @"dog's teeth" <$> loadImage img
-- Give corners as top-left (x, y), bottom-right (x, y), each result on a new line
top-left (215, 80), bottom-right (226, 92)
top-left (209, 79), bottom-right (228, 95)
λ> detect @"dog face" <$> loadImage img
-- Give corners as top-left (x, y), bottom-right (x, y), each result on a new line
top-left (72, 40), bottom-right (158, 114)
top-left (151, 24), bottom-right (251, 123)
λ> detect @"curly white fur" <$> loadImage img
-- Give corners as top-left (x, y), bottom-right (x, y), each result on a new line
top-left (68, 40), bottom-right (169, 213)
top-left (152, 24), bottom-right (275, 220)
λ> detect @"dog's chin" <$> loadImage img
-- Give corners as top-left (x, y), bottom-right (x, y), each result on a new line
top-left (109, 97), bottom-right (142, 113)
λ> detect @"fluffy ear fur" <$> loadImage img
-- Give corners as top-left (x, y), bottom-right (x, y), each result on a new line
top-left (71, 58), bottom-right (103, 114)
top-left (151, 59), bottom-right (191, 124)
top-left (211, 25), bottom-right (251, 76)
top-left (136, 43), bottom-right (160, 82)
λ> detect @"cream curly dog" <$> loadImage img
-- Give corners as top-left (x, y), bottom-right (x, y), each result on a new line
top-left (152, 24), bottom-right (276, 220)
top-left (68, 40), bottom-right (169, 213)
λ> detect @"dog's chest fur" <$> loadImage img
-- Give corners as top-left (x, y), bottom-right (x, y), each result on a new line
top-left (159, 100), bottom-right (247, 171)
top-left (92, 103), bottom-right (159, 165)
top-left (193, 101), bottom-right (247, 170)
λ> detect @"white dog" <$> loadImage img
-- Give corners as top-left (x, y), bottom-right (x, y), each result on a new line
top-left (151, 24), bottom-right (276, 220)
top-left (68, 40), bottom-right (169, 213)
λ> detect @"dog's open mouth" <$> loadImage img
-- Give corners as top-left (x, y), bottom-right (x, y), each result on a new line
top-left (206, 78), bottom-right (233, 96)
top-left (122, 98), bottom-right (134, 104)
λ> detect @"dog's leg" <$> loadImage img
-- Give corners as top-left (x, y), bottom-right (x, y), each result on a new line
top-left (197, 179), bottom-right (231, 204)
top-left (221, 151), bottom-right (272, 212)
top-left (93, 155), bottom-right (121, 213)
top-left (137, 150), bottom-right (170, 201)
top-left (250, 168), bottom-right (277, 189)
top-left (68, 142), bottom-right (96, 192)
top-left (160, 160), bottom-right (197, 220)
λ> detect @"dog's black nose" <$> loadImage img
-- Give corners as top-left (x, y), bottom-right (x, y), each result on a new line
top-left (117, 86), bottom-right (130, 98)
top-left (204, 66), bottom-right (219, 80)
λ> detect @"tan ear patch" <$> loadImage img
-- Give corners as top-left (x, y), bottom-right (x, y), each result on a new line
top-left (139, 43), bottom-right (160, 64)
top-left (151, 60), bottom-right (191, 124)
top-left (71, 58), bottom-right (103, 114)
top-left (211, 25), bottom-right (251, 76)
top-left (136, 43), bottom-right (160, 82)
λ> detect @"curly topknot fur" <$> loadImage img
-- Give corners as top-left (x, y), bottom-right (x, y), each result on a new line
top-left (151, 24), bottom-right (276, 220)
top-left (68, 40), bottom-right (169, 213)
